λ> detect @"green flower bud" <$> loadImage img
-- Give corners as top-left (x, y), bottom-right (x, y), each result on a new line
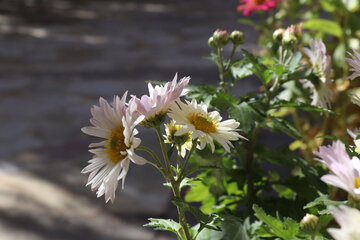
top-left (212, 29), bottom-right (229, 47)
top-left (230, 30), bottom-right (246, 45)
top-left (273, 28), bottom-right (284, 43)
top-left (300, 214), bottom-right (320, 235)
top-left (282, 31), bottom-right (298, 49)
top-left (208, 36), bottom-right (218, 49)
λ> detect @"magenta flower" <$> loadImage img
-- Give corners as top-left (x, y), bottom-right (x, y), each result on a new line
top-left (237, 0), bottom-right (279, 17)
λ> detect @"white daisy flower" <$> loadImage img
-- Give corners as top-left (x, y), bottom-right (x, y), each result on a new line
top-left (81, 93), bottom-right (147, 203)
top-left (168, 99), bottom-right (245, 153)
top-left (314, 140), bottom-right (360, 199)
top-left (345, 50), bottom-right (360, 80)
top-left (132, 73), bottom-right (190, 127)
top-left (328, 205), bottom-right (360, 240)
top-left (302, 38), bottom-right (333, 109)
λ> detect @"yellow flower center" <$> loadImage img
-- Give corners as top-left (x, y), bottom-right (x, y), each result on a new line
top-left (355, 177), bottom-right (360, 189)
top-left (355, 145), bottom-right (360, 154)
top-left (188, 112), bottom-right (217, 133)
top-left (106, 125), bottom-right (127, 164)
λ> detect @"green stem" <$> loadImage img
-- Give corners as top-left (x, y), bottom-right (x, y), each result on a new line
top-left (217, 48), bottom-right (227, 92)
top-left (155, 126), bottom-right (173, 175)
top-left (225, 44), bottom-right (237, 71)
top-left (179, 139), bottom-right (197, 181)
top-left (244, 123), bottom-right (260, 214)
top-left (172, 182), bottom-right (192, 240)
top-left (136, 146), bottom-right (163, 168)
top-left (154, 126), bottom-right (192, 239)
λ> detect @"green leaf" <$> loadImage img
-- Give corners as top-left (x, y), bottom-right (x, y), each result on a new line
top-left (270, 100), bottom-right (336, 115)
top-left (304, 193), bottom-right (347, 215)
top-left (253, 205), bottom-right (299, 240)
top-left (230, 60), bottom-right (253, 81)
top-left (179, 177), bottom-right (195, 190)
top-left (211, 93), bottom-right (238, 110)
top-left (242, 49), bottom-right (269, 85)
top-left (192, 224), bottom-right (224, 240)
top-left (321, 0), bottom-right (338, 12)
top-left (173, 198), bottom-right (221, 231)
top-left (303, 19), bottom-right (342, 37)
top-left (273, 184), bottom-right (297, 200)
top-left (333, 42), bottom-right (346, 67)
top-left (186, 85), bottom-right (217, 106)
top-left (229, 101), bottom-right (263, 134)
top-left (144, 218), bottom-right (184, 239)
top-left (221, 214), bottom-right (250, 240)
top-left (267, 116), bottom-right (301, 139)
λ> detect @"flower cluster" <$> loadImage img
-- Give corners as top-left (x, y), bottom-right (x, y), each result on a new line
top-left (81, 74), bottom-right (243, 202)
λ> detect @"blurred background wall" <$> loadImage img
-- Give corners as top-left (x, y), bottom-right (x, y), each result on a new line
top-left (0, 0), bottom-right (259, 239)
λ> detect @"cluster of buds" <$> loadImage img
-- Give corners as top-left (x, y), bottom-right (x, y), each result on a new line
top-left (208, 29), bottom-right (246, 49)
top-left (273, 24), bottom-right (302, 48)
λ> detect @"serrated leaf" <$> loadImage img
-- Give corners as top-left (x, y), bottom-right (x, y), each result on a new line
top-left (303, 19), bottom-right (342, 37)
top-left (242, 49), bottom-right (268, 85)
top-left (211, 93), bottom-right (238, 110)
top-left (230, 60), bottom-right (253, 81)
top-left (221, 214), bottom-right (250, 240)
top-left (144, 218), bottom-right (184, 239)
top-left (267, 116), bottom-right (301, 139)
top-left (253, 205), bottom-right (299, 240)
top-left (192, 224), bottom-right (224, 240)
top-left (179, 177), bottom-right (195, 190)
top-left (172, 197), bottom-right (220, 231)
top-left (270, 100), bottom-right (336, 115)
top-left (304, 193), bottom-right (347, 214)
top-left (229, 102), bottom-right (261, 133)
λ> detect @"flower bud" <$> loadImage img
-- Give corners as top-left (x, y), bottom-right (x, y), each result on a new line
top-left (282, 30), bottom-right (298, 49)
top-left (273, 28), bottom-right (284, 43)
top-left (212, 29), bottom-right (229, 47)
top-left (165, 120), bottom-right (191, 147)
top-left (300, 214), bottom-right (320, 235)
top-left (208, 36), bottom-right (218, 49)
top-left (230, 30), bottom-right (246, 45)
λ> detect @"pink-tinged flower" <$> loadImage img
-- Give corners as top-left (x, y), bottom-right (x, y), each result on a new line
top-left (81, 93), bottom-right (147, 203)
top-left (237, 0), bottom-right (279, 17)
top-left (302, 39), bottom-right (333, 109)
top-left (345, 50), bottom-right (360, 80)
top-left (314, 140), bottom-right (360, 199)
top-left (303, 39), bottom-right (332, 82)
top-left (133, 73), bottom-right (190, 127)
top-left (328, 205), bottom-right (360, 240)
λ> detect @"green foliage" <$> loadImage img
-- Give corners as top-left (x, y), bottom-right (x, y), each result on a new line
top-left (303, 19), bottom-right (342, 37)
top-left (144, 218), bottom-right (184, 239)
top-left (253, 205), bottom-right (300, 240)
